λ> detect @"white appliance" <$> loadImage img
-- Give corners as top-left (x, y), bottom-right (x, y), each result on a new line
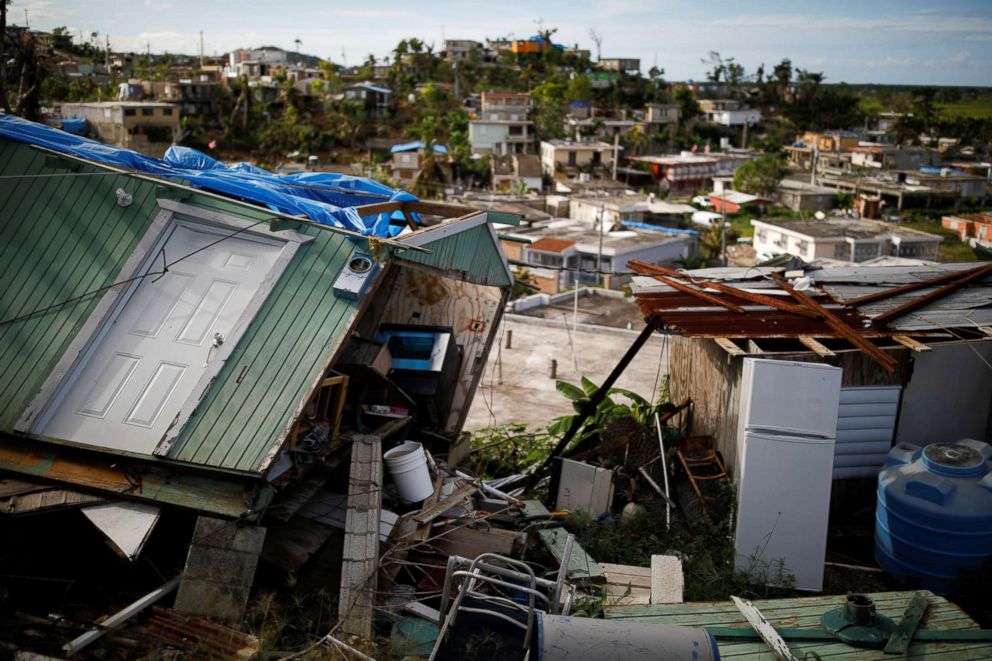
top-left (734, 358), bottom-right (842, 592)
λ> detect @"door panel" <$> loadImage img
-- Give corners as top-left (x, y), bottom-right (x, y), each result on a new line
top-left (41, 223), bottom-right (282, 454)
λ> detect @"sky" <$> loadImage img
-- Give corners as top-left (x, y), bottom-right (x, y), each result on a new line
top-left (12, 0), bottom-right (992, 86)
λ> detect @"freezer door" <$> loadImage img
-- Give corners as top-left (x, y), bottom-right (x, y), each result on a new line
top-left (734, 430), bottom-right (835, 591)
top-left (739, 358), bottom-right (843, 437)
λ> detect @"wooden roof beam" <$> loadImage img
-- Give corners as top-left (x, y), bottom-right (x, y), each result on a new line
top-left (628, 260), bottom-right (819, 319)
top-left (847, 263), bottom-right (992, 306)
top-left (771, 273), bottom-right (896, 372)
top-left (641, 272), bottom-right (746, 314)
top-left (892, 335), bottom-right (932, 352)
top-left (799, 336), bottom-right (836, 357)
top-left (873, 263), bottom-right (992, 325)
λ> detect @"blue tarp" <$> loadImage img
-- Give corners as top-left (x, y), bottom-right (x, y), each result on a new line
top-left (390, 141), bottom-right (448, 154)
top-left (620, 220), bottom-right (699, 236)
top-left (46, 118), bottom-right (87, 134)
top-left (0, 113), bottom-right (417, 237)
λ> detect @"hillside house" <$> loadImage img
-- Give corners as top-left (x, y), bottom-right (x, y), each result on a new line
top-left (390, 141), bottom-right (448, 185)
top-left (697, 99), bottom-right (761, 127)
top-left (59, 101), bottom-right (180, 157)
top-left (469, 92), bottom-right (533, 156)
top-left (344, 83), bottom-right (392, 118)
top-left (540, 139), bottom-right (616, 180)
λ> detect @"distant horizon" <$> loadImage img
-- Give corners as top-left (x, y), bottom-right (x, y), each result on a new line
top-left (12, 0), bottom-right (992, 86)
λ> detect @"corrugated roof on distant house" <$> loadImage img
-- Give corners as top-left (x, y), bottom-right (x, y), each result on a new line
top-left (390, 141), bottom-right (448, 154)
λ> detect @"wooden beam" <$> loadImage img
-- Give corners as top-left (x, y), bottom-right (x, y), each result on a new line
top-left (873, 263), bottom-right (992, 325)
top-left (771, 273), bottom-right (896, 372)
top-left (892, 335), bottom-right (932, 352)
top-left (846, 263), bottom-right (992, 306)
top-left (338, 435), bottom-right (382, 639)
top-left (884, 592), bottom-right (931, 654)
top-left (413, 483), bottom-right (477, 524)
top-left (714, 337), bottom-right (745, 356)
top-left (644, 272), bottom-right (746, 314)
top-left (628, 260), bottom-right (818, 319)
top-left (746, 339), bottom-right (765, 354)
top-left (353, 200), bottom-right (479, 219)
top-left (798, 336), bottom-right (836, 357)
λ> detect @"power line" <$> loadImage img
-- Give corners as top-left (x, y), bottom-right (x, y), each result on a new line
top-left (0, 218), bottom-right (270, 328)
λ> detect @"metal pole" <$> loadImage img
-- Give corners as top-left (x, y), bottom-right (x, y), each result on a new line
top-left (612, 132), bottom-right (619, 180)
top-left (531, 320), bottom-right (659, 479)
top-left (597, 206), bottom-right (605, 283)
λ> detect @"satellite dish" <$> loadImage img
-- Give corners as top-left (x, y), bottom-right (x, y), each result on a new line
top-left (814, 210), bottom-right (826, 220)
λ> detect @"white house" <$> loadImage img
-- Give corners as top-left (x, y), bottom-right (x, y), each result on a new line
top-left (751, 219), bottom-right (942, 263)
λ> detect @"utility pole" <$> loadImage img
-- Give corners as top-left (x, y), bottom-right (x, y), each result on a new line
top-left (720, 187), bottom-right (728, 267)
top-left (199, 30), bottom-right (204, 68)
top-left (105, 34), bottom-right (110, 74)
top-left (597, 205), bottom-right (605, 285)
top-left (612, 131), bottom-right (619, 180)
top-left (1, 0), bottom-right (10, 114)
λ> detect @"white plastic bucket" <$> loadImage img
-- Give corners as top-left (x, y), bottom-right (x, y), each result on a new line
top-left (383, 441), bottom-right (434, 503)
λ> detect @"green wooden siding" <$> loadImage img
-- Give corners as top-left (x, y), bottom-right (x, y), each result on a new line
top-left (0, 139), bottom-right (162, 430)
top-left (606, 590), bottom-right (991, 659)
top-left (397, 222), bottom-right (511, 287)
top-left (162, 200), bottom-right (359, 472)
top-left (0, 137), bottom-right (509, 476)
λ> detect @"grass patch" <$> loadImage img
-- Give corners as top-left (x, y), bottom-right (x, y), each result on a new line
top-left (938, 97), bottom-right (992, 120)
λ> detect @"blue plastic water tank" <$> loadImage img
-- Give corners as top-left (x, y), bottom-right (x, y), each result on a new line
top-left (875, 439), bottom-right (992, 593)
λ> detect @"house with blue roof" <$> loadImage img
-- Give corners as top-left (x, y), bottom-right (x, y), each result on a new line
top-left (391, 141), bottom-right (449, 184)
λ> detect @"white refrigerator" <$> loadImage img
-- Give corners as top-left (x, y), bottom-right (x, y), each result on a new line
top-left (734, 358), bottom-right (842, 592)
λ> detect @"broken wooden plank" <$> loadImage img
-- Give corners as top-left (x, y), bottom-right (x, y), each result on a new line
top-left (338, 434), bottom-right (383, 639)
top-left (771, 273), bottom-right (896, 372)
top-left (873, 263), bottom-right (992, 325)
top-left (81, 501), bottom-right (161, 562)
top-left (892, 335), bottom-right (932, 352)
top-left (1, 488), bottom-right (103, 514)
top-left (430, 524), bottom-right (522, 558)
top-left (714, 337), bottom-right (744, 356)
top-left (884, 591), bottom-right (931, 654)
top-left (413, 483), bottom-right (477, 524)
top-left (650, 555), bottom-right (684, 605)
top-left (798, 336), bottom-right (835, 357)
top-left (537, 527), bottom-right (605, 583)
top-left (628, 260), bottom-right (818, 318)
top-left (414, 475), bottom-right (445, 542)
top-left (520, 499), bottom-right (550, 520)
top-left (601, 563), bottom-right (653, 607)
top-left (644, 272), bottom-right (746, 313)
top-left (731, 595), bottom-right (799, 661)
top-left (846, 263), bottom-right (992, 306)
top-left (63, 576), bottom-right (180, 656)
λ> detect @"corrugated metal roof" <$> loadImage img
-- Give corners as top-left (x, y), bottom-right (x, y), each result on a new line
top-left (396, 219), bottom-right (512, 288)
top-left (630, 262), bottom-right (992, 338)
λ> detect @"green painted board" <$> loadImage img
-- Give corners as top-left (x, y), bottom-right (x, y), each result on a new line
top-left (0, 140), bottom-right (161, 431)
top-left (397, 222), bottom-right (511, 287)
top-left (521, 499), bottom-right (551, 520)
top-left (607, 590), bottom-right (991, 659)
top-left (536, 526), bottom-right (605, 583)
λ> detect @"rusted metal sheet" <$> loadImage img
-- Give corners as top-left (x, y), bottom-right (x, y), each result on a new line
top-left (135, 606), bottom-right (260, 658)
top-left (0, 433), bottom-right (257, 518)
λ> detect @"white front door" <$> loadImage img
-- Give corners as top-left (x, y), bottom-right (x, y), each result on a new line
top-left (40, 222), bottom-right (282, 454)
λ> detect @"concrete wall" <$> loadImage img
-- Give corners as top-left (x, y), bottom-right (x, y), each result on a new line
top-left (896, 343), bottom-right (992, 445)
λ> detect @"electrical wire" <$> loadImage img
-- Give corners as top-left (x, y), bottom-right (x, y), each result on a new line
top-left (0, 218), bottom-right (270, 328)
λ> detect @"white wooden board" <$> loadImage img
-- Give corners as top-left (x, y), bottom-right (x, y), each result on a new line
top-left (82, 501), bottom-right (161, 561)
top-left (650, 554), bottom-right (685, 604)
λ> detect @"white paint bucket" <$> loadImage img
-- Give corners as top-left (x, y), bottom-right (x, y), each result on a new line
top-left (383, 441), bottom-right (434, 503)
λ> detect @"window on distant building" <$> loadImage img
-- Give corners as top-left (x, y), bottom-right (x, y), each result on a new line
top-left (834, 244), bottom-right (850, 259)
top-left (162, 107), bottom-right (173, 116)
top-left (123, 108), bottom-right (136, 117)
top-left (568, 151), bottom-right (577, 167)
top-left (141, 108), bottom-right (154, 117)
